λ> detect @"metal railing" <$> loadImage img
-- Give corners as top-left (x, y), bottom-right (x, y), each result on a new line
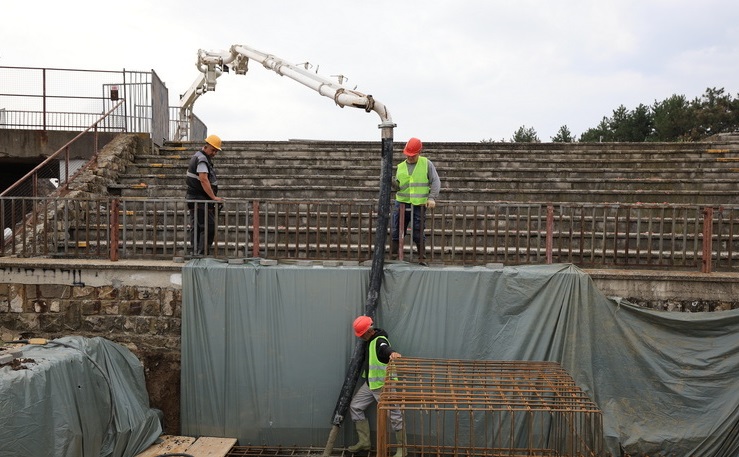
top-left (2, 196), bottom-right (738, 272)
top-left (0, 66), bottom-right (173, 146)
top-left (0, 100), bottom-right (126, 199)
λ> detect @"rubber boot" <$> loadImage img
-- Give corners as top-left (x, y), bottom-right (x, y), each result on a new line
top-left (415, 242), bottom-right (427, 266)
top-left (390, 240), bottom-right (399, 260)
top-left (348, 419), bottom-right (371, 453)
top-left (393, 429), bottom-right (407, 457)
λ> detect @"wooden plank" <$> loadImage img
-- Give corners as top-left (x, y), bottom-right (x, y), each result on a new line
top-left (135, 435), bottom-right (197, 457)
top-left (185, 437), bottom-right (238, 457)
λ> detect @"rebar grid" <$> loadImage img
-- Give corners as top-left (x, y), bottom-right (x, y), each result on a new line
top-left (226, 446), bottom-right (365, 457)
top-left (377, 358), bottom-right (604, 457)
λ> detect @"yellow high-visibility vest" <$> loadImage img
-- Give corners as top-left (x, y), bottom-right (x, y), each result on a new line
top-left (396, 157), bottom-right (430, 205)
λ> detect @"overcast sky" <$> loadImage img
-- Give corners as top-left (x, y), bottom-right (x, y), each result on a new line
top-left (3, 1), bottom-right (738, 143)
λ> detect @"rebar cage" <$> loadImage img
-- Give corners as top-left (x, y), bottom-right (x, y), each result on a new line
top-left (377, 358), bottom-right (604, 457)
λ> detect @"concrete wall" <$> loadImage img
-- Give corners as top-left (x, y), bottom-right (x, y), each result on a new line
top-left (0, 129), bottom-right (123, 162)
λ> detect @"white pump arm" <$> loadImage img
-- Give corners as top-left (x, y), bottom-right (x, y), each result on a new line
top-left (177, 44), bottom-right (394, 140)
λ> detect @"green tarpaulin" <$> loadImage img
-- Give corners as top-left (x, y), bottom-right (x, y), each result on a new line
top-left (0, 336), bottom-right (162, 457)
top-left (181, 259), bottom-right (739, 456)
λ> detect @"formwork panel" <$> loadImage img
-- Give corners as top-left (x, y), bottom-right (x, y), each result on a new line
top-left (378, 358), bottom-right (604, 457)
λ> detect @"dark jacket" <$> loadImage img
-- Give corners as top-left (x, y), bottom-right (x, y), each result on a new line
top-left (186, 150), bottom-right (218, 200)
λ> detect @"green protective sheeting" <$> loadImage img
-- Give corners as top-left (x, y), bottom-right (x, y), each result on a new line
top-left (181, 259), bottom-right (739, 457)
top-left (0, 336), bottom-right (163, 457)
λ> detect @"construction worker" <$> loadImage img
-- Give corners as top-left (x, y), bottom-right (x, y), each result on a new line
top-left (185, 134), bottom-right (224, 256)
top-left (391, 137), bottom-right (441, 262)
top-left (348, 315), bottom-right (406, 457)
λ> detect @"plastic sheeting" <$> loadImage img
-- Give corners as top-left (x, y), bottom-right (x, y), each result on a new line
top-left (181, 259), bottom-right (739, 457)
top-left (0, 336), bottom-right (162, 457)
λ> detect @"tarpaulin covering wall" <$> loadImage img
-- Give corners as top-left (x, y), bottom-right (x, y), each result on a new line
top-left (0, 336), bottom-right (162, 457)
top-left (181, 259), bottom-right (739, 457)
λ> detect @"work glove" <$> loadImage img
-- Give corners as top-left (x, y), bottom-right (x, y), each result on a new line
top-left (426, 198), bottom-right (436, 209)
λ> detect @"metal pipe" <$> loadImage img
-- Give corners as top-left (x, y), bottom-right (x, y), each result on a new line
top-left (323, 124), bottom-right (395, 456)
top-left (189, 43), bottom-right (396, 452)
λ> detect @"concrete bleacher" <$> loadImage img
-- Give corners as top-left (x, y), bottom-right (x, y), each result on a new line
top-left (68, 135), bottom-right (735, 266)
top-left (111, 137), bottom-right (739, 205)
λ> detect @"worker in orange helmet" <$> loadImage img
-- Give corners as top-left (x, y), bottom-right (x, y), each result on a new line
top-left (347, 315), bottom-right (406, 457)
top-left (391, 137), bottom-right (441, 263)
top-left (185, 134), bottom-right (224, 256)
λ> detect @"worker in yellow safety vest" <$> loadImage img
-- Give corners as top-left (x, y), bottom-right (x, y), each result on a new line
top-left (391, 137), bottom-right (441, 262)
top-left (347, 315), bottom-right (406, 457)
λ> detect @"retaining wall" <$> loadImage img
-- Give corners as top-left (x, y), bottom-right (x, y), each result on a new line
top-left (1, 257), bottom-right (737, 435)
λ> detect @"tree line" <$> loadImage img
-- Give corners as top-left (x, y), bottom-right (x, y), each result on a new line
top-left (486, 87), bottom-right (739, 143)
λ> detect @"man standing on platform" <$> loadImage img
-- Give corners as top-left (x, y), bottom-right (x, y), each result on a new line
top-left (185, 134), bottom-right (224, 256)
top-left (391, 137), bottom-right (441, 262)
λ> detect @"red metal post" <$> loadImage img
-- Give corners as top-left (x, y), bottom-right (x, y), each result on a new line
top-left (546, 204), bottom-right (554, 264)
top-left (702, 207), bottom-right (713, 273)
top-left (252, 200), bottom-right (260, 258)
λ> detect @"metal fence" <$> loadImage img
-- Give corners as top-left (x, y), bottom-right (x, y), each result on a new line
top-left (2, 196), bottom-right (738, 272)
top-left (0, 66), bottom-right (189, 146)
top-left (0, 66), bottom-right (150, 131)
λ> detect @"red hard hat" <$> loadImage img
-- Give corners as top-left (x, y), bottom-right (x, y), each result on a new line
top-left (353, 315), bottom-right (373, 337)
top-left (403, 137), bottom-right (423, 157)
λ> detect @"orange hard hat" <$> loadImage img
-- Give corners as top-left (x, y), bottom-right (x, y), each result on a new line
top-left (205, 134), bottom-right (222, 151)
top-left (403, 137), bottom-right (423, 157)
top-left (353, 315), bottom-right (373, 337)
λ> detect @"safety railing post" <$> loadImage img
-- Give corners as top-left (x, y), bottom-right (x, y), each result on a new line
top-left (702, 207), bottom-right (713, 273)
top-left (252, 200), bottom-right (260, 258)
top-left (398, 203), bottom-right (405, 261)
top-left (109, 198), bottom-right (120, 261)
top-left (546, 204), bottom-right (554, 264)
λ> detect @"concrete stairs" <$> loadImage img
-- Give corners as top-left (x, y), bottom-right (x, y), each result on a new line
top-left (110, 139), bottom-right (739, 205)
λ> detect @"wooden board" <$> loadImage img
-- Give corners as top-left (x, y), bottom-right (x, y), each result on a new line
top-left (136, 435), bottom-right (237, 457)
top-left (185, 437), bottom-right (238, 456)
top-left (136, 435), bottom-right (197, 456)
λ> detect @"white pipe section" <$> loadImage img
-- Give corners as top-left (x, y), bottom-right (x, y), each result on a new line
top-left (229, 44), bottom-right (392, 125)
top-left (178, 44), bottom-right (394, 140)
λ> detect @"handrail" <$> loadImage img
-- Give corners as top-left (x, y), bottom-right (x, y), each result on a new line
top-left (3, 196), bottom-right (738, 273)
top-left (0, 100), bottom-right (126, 197)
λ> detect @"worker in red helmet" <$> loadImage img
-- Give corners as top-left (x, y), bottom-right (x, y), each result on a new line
top-left (347, 315), bottom-right (406, 456)
top-left (391, 137), bottom-right (441, 263)
top-left (186, 134), bottom-right (224, 256)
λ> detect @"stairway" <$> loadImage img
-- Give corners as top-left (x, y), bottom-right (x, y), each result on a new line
top-left (111, 139), bottom-right (739, 205)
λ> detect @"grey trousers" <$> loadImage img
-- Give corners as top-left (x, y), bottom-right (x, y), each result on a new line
top-left (349, 382), bottom-right (403, 431)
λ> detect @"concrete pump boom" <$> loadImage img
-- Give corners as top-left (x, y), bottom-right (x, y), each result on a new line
top-left (178, 44), bottom-right (396, 456)
top-left (177, 44), bottom-right (393, 140)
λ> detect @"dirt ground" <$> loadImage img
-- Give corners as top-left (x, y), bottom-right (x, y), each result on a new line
top-left (139, 349), bottom-right (181, 434)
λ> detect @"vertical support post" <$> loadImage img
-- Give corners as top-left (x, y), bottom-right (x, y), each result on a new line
top-left (64, 146), bottom-right (70, 191)
top-left (42, 68), bottom-right (47, 132)
top-left (398, 203), bottom-right (405, 261)
top-left (109, 198), bottom-right (120, 261)
top-left (702, 206), bottom-right (713, 273)
top-left (546, 204), bottom-right (554, 264)
top-left (252, 200), bottom-right (260, 258)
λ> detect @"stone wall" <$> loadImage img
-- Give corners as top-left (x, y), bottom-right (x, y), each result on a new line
top-left (0, 259), bottom-right (183, 434)
top-left (65, 132), bottom-right (150, 197)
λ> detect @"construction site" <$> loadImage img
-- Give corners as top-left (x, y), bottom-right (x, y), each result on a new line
top-left (0, 45), bottom-right (738, 457)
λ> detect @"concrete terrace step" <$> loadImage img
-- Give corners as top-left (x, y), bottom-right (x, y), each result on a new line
top-left (155, 142), bottom-right (739, 163)
top-left (115, 174), bottom-right (739, 190)
top-left (118, 167), bottom-right (739, 183)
